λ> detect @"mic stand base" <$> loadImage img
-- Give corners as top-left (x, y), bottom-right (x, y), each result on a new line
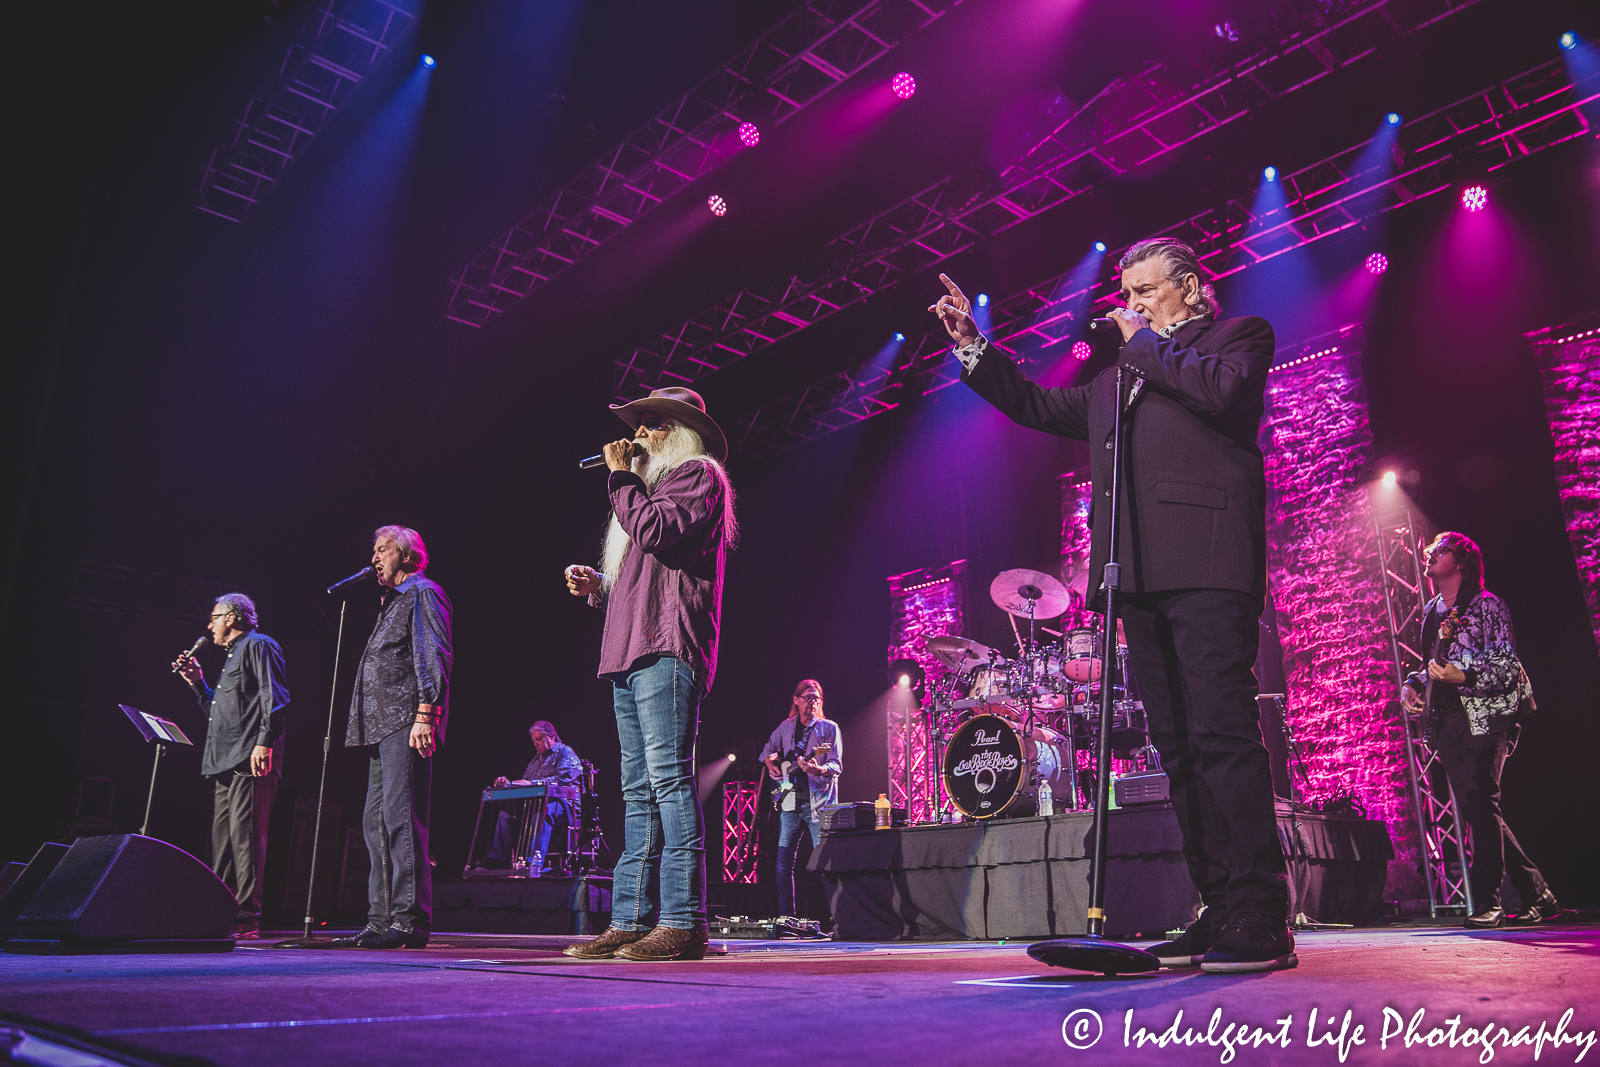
top-left (1028, 936), bottom-right (1160, 976)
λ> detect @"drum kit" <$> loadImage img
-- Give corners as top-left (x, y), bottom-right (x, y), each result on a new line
top-left (927, 568), bottom-right (1160, 820)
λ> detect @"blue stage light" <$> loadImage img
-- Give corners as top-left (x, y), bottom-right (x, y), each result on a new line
top-left (421, 54), bottom-right (436, 67)
top-left (1386, 112), bottom-right (1402, 126)
top-left (1093, 241), bottom-right (1107, 253)
top-left (976, 293), bottom-right (989, 307)
top-left (1559, 32), bottom-right (1577, 50)
top-left (894, 332), bottom-right (906, 342)
top-left (1263, 166), bottom-right (1278, 182)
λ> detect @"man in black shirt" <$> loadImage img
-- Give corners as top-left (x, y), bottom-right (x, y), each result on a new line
top-left (173, 592), bottom-right (289, 939)
top-left (337, 525), bottom-right (453, 949)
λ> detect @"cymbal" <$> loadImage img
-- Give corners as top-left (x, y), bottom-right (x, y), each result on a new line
top-left (989, 568), bottom-right (1072, 620)
top-left (926, 635), bottom-right (997, 671)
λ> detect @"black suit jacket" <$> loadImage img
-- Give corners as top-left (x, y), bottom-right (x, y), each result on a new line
top-left (964, 315), bottom-right (1274, 605)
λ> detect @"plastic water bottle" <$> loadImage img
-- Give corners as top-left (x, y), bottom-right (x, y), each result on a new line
top-left (1038, 778), bottom-right (1055, 817)
top-left (528, 851), bottom-right (545, 877)
top-left (874, 793), bottom-right (892, 830)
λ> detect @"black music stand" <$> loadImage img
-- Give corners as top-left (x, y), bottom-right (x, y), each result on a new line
top-left (119, 704), bottom-right (195, 838)
top-left (1027, 365), bottom-right (1160, 976)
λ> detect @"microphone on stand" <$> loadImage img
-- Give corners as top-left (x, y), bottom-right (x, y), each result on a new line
top-left (578, 442), bottom-right (643, 470)
top-left (172, 635), bottom-right (208, 674)
top-left (326, 566), bottom-right (376, 595)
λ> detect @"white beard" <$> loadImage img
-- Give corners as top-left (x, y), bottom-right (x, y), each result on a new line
top-left (599, 424), bottom-right (734, 589)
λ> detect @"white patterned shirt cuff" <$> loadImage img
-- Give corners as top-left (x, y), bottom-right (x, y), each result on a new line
top-left (954, 335), bottom-right (988, 372)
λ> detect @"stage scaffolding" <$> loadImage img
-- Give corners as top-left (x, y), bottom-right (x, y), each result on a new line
top-left (886, 561), bottom-right (966, 824)
top-left (196, 0), bottom-right (423, 223)
top-left (721, 781), bottom-right (761, 884)
top-left (1373, 506), bottom-right (1473, 917)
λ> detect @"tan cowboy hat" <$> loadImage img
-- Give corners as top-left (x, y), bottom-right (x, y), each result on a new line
top-left (610, 386), bottom-right (728, 462)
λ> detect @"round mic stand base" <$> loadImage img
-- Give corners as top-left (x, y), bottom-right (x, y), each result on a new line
top-left (1027, 938), bottom-right (1160, 976)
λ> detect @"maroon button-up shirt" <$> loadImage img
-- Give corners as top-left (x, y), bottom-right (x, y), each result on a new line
top-left (595, 460), bottom-right (729, 693)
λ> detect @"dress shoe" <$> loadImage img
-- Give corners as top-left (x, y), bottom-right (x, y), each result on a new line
top-left (616, 924), bottom-right (710, 962)
top-left (363, 926), bottom-right (429, 949)
top-left (562, 926), bottom-right (648, 960)
top-left (1200, 913), bottom-right (1297, 974)
top-left (1510, 891), bottom-right (1560, 925)
top-left (1464, 906), bottom-right (1505, 929)
top-left (228, 923), bottom-right (261, 941)
top-left (329, 927), bottom-right (386, 948)
top-left (1149, 906), bottom-right (1227, 968)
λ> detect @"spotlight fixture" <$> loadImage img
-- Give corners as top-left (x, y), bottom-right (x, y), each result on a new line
top-left (898, 673), bottom-right (912, 687)
top-left (1559, 31), bottom-right (1577, 50)
top-left (1093, 241), bottom-right (1107, 253)
top-left (737, 122), bottom-right (760, 148)
top-left (894, 332), bottom-right (906, 342)
top-left (707, 194), bottom-right (728, 217)
top-left (977, 293), bottom-right (989, 307)
top-left (1381, 471), bottom-right (1398, 488)
top-left (1364, 252), bottom-right (1389, 276)
top-left (420, 54), bottom-right (436, 68)
top-left (1072, 341), bottom-right (1092, 361)
top-left (889, 657), bottom-right (925, 691)
top-left (892, 72), bottom-right (917, 100)
top-left (726, 753), bottom-right (737, 763)
top-left (1461, 185), bottom-right (1488, 212)
top-left (1263, 166), bottom-right (1278, 182)
top-left (1385, 112), bottom-right (1402, 126)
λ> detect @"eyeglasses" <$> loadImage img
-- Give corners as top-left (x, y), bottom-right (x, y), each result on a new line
top-left (800, 695), bottom-right (823, 704)
top-left (638, 416), bottom-right (672, 431)
top-left (209, 612), bottom-right (231, 621)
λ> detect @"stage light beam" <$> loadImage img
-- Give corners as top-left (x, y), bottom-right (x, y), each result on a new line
top-left (420, 54), bottom-right (436, 68)
top-left (892, 72), bottom-right (916, 99)
top-left (1263, 166), bottom-right (1278, 182)
top-left (1461, 185), bottom-right (1488, 212)
top-left (1381, 471), bottom-right (1398, 488)
top-left (1094, 241), bottom-right (1107, 253)
top-left (1386, 112), bottom-right (1401, 126)
top-left (894, 332), bottom-right (906, 342)
top-left (1560, 32), bottom-right (1577, 50)
top-left (1365, 252), bottom-right (1389, 275)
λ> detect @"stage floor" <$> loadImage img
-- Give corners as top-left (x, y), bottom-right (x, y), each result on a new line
top-left (4, 921), bottom-right (1597, 1065)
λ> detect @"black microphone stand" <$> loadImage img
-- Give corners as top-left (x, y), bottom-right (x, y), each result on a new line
top-left (1028, 364), bottom-right (1160, 975)
top-left (276, 592), bottom-right (356, 947)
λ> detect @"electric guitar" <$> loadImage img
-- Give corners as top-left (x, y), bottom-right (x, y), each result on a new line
top-left (1420, 604), bottom-right (1462, 730)
top-left (774, 743), bottom-right (832, 811)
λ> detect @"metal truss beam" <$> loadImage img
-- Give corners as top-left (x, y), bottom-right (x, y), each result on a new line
top-left (734, 57), bottom-right (1596, 458)
top-left (196, 0), bottom-right (423, 223)
top-left (720, 781), bottom-right (761, 883)
top-left (616, 0), bottom-right (1486, 402)
top-left (445, 0), bottom-right (964, 328)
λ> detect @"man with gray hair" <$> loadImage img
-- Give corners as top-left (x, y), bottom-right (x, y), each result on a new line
top-left (335, 524), bottom-right (453, 949)
top-left (932, 238), bottom-right (1292, 973)
top-left (172, 592), bottom-right (289, 939)
top-left (563, 386), bottom-right (736, 962)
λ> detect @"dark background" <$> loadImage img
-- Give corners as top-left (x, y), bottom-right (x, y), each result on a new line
top-left (6, 0), bottom-right (1597, 917)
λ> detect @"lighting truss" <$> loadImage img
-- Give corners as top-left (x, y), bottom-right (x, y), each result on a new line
top-left (720, 781), bottom-right (762, 884)
top-left (615, 0), bottom-right (1485, 402)
top-left (196, 0), bottom-right (424, 223)
top-left (1373, 508), bottom-right (1473, 918)
top-left (734, 57), bottom-right (1596, 458)
top-left (445, 0), bottom-right (964, 328)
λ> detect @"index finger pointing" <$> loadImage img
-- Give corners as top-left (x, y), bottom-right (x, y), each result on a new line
top-left (939, 273), bottom-right (968, 304)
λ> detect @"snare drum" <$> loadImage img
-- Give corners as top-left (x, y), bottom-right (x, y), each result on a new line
top-left (1062, 627), bottom-right (1104, 682)
top-left (942, 714), bottom-right (1071, 819)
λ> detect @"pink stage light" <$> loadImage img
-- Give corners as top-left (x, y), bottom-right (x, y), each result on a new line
top-left (1072, 341), bottom-right (1092, 361)
top-left (1381, 471), bottom-right (1398, 488)
top-left (737, 122), bottom-right (760, 148)
top-left (1365, 252), bottom-right (1388, 275)
top-left (707, 195), bottom-right (728, 217)
top-left (892, 72), bottom-right (916, 99)
top-left (1461, 185), bottom-right (1488, 212)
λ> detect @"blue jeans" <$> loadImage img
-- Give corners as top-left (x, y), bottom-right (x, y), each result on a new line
top-left (362, 725), bottom-right (432, 934)
top-left (775, 807), bottom-right (821, 917)
top-left (610, 655), bottom-right (706, 931)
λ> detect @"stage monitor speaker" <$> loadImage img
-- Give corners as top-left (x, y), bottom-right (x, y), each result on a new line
top-left (14, 834), bottom-right (236, 942)
top-left (0, 842), bottom-right (70, 938)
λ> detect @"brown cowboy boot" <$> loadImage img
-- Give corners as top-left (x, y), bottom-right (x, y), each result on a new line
top-left (616, 924), bottom-right (710, 962)
top-left (563, 926), bottom-right (648, 960)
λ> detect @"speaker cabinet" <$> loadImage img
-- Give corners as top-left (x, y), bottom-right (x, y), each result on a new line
top-left (14, 834), bottom-right (236, 942)
top-left (0, 842), bottom-right (70, 938)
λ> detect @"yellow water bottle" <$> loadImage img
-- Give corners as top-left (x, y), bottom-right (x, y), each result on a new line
top-left (874, 793), bottom-right (892, 830)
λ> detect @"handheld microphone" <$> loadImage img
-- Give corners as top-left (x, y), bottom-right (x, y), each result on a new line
top-left (1089, 316), bottom-right (1119, 332)
top-left (173, 636), bottom-right (208, 674)
top-left (578, 442), bottom-right (643, 470)
top-left (327, 566), bottom-right (376, 595)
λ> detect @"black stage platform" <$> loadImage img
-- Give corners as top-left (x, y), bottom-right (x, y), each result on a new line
top-left (812, 802), bottom-right (1391, 941)
top-left (433, 874), bottom-right (611, 934)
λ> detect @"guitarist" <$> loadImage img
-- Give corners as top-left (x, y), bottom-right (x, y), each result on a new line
top-left (760, 679), bottom-right (842, 919)
top-left (1400, 532), bottom-right (1557, 929)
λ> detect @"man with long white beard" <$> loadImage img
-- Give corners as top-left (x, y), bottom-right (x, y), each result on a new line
top-left (563, 386), bottom-right (736, 962)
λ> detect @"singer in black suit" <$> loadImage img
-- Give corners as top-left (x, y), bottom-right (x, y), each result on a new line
top-left (931, 238), bottom-right (1292, 973)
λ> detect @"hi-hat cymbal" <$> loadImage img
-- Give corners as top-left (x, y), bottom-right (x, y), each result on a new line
top-left (990, 568), bottom-right (1072, 620)
top-left (926, 635), bottom-right (997, 671)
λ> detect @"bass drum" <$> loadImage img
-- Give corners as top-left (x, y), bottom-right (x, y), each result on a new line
top-left (942, 714), bottom-right (1071, 819)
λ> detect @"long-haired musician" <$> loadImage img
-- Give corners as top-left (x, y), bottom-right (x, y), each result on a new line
top-left (760, 679), bottom-right (842, 920)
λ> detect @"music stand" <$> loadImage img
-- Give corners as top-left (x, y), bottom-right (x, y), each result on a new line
top-left (119, 704), bottom-right (195, 838)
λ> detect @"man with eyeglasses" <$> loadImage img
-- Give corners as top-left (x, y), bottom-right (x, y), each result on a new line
top-left (172, 592), bottom-right (289, 939)
top-left (563, 387), bottom-right (736, 962)
top-left (760, 679), bottom-right (842, 921)
top-left (1400, 532), bottom-right (1558, 929)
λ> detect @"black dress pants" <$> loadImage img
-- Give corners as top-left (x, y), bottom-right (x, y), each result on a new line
top-left (1120, 588), bottom-right (1288, 922)
top-left (1433, 714), bottom-right (1548, 911)
top-left (211, 769), bottom-right (277, 920)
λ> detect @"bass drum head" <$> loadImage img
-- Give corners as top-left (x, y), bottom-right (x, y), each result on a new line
top-left (943, 715), bottom-right (1029, 819)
